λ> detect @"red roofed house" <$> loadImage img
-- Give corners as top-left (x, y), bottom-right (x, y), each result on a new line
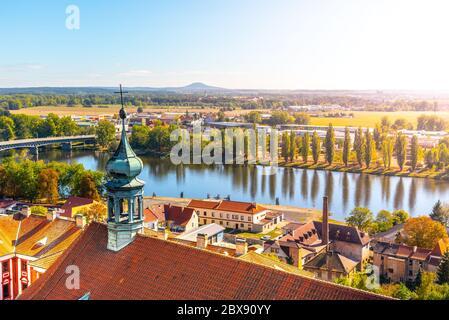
top-left (0, 210), bottom-right (84, 300)
top-left (163, 204), bottom-right (198, 232)
top-left (60, 196), bottom-right (95, 218)
top-left (373, 239), bottom-right (448, 283)
top-left (143, 205), bottom-right (165, 231)
top-left (18, 109), bottom-right (389, 301)
top-left (187, 199), bottom-right (283, 232)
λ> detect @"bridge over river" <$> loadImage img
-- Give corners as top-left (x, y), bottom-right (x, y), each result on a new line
top-left (0, 135), bottom-right (97, 157)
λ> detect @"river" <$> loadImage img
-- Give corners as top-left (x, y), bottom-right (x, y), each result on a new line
top-left (36, 149), bottom-right (449, 221)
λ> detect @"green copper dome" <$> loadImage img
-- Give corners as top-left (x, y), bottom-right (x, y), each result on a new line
top-left (106, 108), bottom-right (144, 181)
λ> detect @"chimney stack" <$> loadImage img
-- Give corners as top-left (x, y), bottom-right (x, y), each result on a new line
top-left (75, 214), bottom-right (87, 229)
top-left (157, 227), bottom-right (168, 240)
top-left (322, 196), bottom-right (329, 247)
top-left (196, 233), bottom-right (208, 249)
top-left (21, 206), bottom-right (31, 217)
top-left (46, 209), bottom-right (57, 222)
top-left (235, 238), bottom-right (248, 256)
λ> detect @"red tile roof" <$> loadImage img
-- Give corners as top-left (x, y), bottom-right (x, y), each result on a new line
top-left (187, 199), bottom-right (267, 215)
top-left (164, 205), bottom-right (195, 227)
top-left (19, 223), bottom-right (388, 300)
top-left (60, 196), bottom-right (94, 218)
top-left (144, 208), bottom-right (158, 223)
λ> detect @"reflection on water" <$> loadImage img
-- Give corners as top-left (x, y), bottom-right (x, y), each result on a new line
top-left (37, 150), bottom-right (449, 221)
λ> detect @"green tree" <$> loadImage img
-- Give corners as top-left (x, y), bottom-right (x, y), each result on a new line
top-left (364, 131), bottom-right (376, 168)
top-left (311, 131), bottom-right (321, 164)
top-left (281, 131), bottom-right (290, 162)
top-left (430, 200), bottom-right (449, 227)
top-left (395, 133), bottom-right (408, 171)
top-left (373, 124), bottom-right (382, 150)
top-left (268, 111), bottom-right (294, 126)
top-left (302, 132), bottom-right (310, 163)
top-left (289, 131), bottom-right (296, 161)
top-left (342, 127), bottom-right (351, 167)
top-left (345, 207), bottom-right (373, 232)
top-left (130, 125), bottom-right (151, 149)
top-left (392, 209), bottom-right (409, 225)
top-left (437, 252), bottom-right (449, 285)
top-left (245, 111), bottom-right (262, 124)
top-left (324, 124), bottom-right (335, 165)
top-left (96, 120), bottom-right (116, 149)
top-left (0, 116), bottom-right (16, 141)
top-left (354, 127), bottom-right (365, 167)
top-left (30, 206), bottom-right (48, 216)
top-left (375, 210), bottom-right (394, 232)
top-left (410, 135), bottom-right (421, 171)
top-left (293, 112), bottom-right (311, 125)
top-left (381, 136), bottom-right (394, 169)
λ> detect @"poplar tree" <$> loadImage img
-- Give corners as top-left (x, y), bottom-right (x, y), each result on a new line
top-left (364, 131), bottom-right (376, 168)
top-left (289, 131), bottom-right (296, 161)
top-left (437, 252), bottom-right (449, 285)
top-left (342, 127), bottom-right (351, 167)
top-left (324, 124), bottom-right (335, 165)
top-left (381, 136), bottom-right (394, 169)
top-left (281, 131), bottom-right (290, 162)
top-left (302, 132), bottom-right (310, 163)
top-left (311, 131), bottom-right (321, 164)
top-left (410, 135), bottom-right (421, 171)
top-left (395, 133), bottom-right (408, 171)
top-left (373, 124), bottom-right (382, 150)
top-left (354, 127), bottom-right (365, 167)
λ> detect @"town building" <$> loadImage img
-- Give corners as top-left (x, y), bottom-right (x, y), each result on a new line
top-left (176, 223), bottom-right (225, 245)
top-left (0, 210), bottom-right (84, 300)
top-left (143, 205), bottom-right (165, 231)
top-left (19, 105), bottom-right (388, 301)
top-left (372, 240), bottom-right (447, 283)
top-left (60, 196), bottom-right (96, 218)
top-left (0, 200), bottom-right (17, 215)
top-left (187, 199), bottom-right (283, 232)
top-left (264, 197), bottom-right (369, 281)
top-left (163, 204), bottom-right (198, 232)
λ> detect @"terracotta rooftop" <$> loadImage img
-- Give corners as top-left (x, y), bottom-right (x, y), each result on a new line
top-left (304, 251), bottom-right (358, 274)
top-left (373, 241), bottom-right (436, 261)
top-left (20, 223), bottom-right (388, 300)
top-left (164, 205), bottom-right (195, 227)
top-left (187, 199), bottom-right (267, 215)
top-left (0, 213), bottom-right (82, 267)
top-left (60, 196), bottom-right (94, 218)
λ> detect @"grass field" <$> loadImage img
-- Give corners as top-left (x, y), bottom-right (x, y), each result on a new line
top-left (310, 111), bottom-right (449, 128)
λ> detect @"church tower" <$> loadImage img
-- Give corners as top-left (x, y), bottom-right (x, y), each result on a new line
top-left (106, 85), bottom-right (145, 251)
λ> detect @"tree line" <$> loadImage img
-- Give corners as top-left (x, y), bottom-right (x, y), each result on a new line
top-left (0, 157), bottom-right (104, 203)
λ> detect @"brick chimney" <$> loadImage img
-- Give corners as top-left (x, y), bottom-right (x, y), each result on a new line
top-left (196, 233), bottom-right (208, 249)
top-left (322, 196), bottom-right (329, 247)
top-left (157, 227), bottom-right (168, 240)
top-left (46, 209), bottom-right (57, 222)
top-left (235, 238), bottom-right (248, 256)
top-left (75, 214), bottom-right (87, 229)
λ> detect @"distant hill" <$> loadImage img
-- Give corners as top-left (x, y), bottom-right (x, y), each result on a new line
top-left (0, 83), bottom-right (228, 95)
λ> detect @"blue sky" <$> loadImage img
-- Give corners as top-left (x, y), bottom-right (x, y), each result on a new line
top-left (1, 0), bottom-right (449, 90)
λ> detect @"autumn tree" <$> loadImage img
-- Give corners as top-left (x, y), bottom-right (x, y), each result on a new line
top-left (301, 132), bottom-right (310, 163)
top-left (76, 172), bottom-right (101, 201)
top-left (395, 133), bottom-right (408, 171)
top-left (342, 127), bottom-right (351, 167)
top-left (79, 202), bottom-right (107, 223)
top-left (402, 216), bottom-right (449, 249)
top-left (311, 131), bottom-right (321, 164)
top-left (324, 124), bottom-right (335, 165)
top-left (38, 168), bottom-right (60, 204)
top-left (410, 135), bottom-right (421, 171)
top-left (353, 127), bottom-right (365, 167)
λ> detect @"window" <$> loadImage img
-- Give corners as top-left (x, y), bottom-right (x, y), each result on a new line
top-left (212, 212), bottom-right (215, 217)
top-left (220, 213), bottom-right (223, 218)
top-left (1, 262), bottom-right (8, 273)
top-left (388, 268), bottom-right (394, 274)
top-left (2, 284), bottom-right (9, 299)
top-left (212, 220), bottom-right (215, 223)
top-left (227, 214), bottom-right (230, 219)
top-left (240, 216), bottom-right (244, 221)
top-left (409, 260), bottom-right (413, 266)
top-left (240, 223), bottom-right (244, 228)
top-left (203, 219), bottom-right (207, 224)
top-left (203, 211), bottom-right (207, 216)
top-left (219, 221), bottom-right (223, 225)
top-left (232, 215), bottom-right (238, 220)
top-left (247, 217), bottom-right (251, 222)
top-left (409, 270), bottom-right (413, 277)
top-left (226, 222), bottom-right (229, 226)
top-left (21, 260), bottom-right (27, 271)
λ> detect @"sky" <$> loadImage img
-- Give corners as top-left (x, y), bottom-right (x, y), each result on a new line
top-left (1, 0), bottom-right (449, 90)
